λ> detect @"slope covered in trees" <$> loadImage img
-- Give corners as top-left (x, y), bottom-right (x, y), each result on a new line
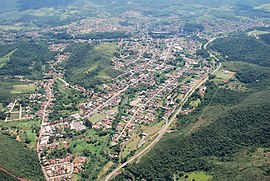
top-left (122, 103), bottom-right (270, 180)
top-left (0, 171), bottom-right (19, 181)
top-left (209, 34), bottom-right (270, 67)
top-left (0, 134), bottom-right (44, 180)
top-left (0, 43), bottom-right (54, 79)
top-left (260, 33), bottom-right (270, 45)
top-left (62, 43), bottom-right (122, 88)
top-left (18, 0), bottom-right (73, 10)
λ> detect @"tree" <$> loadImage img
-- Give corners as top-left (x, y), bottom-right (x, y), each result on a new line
top-left (85, 120), bottom-right (93, 128)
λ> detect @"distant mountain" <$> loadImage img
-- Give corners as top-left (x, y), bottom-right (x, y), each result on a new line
top-left (0, 0), bottom-right (269, 27)
top-left (18, 0), bottom-right (74, 10)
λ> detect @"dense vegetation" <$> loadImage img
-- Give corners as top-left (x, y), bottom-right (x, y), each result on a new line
top-left (209, 34), bottom-right (270, 67)
top-left (18, 0), bottom-right (73, 10)
top-left (182, 23), bottom-right (204, 35)
top-left (63, 43), bottom-right (122, 88)
top-left (0, 134), bottom-right (44, 180)
top-left (259, 33), bottom-right (270, 45)
top-left (0, 43), bottom-right (53, 108)
top-left (0, 171), bottom-right (18, 181)
top-left (76, 32), bottom-right (130, 40)
top-left (0, 43), bottom-right (54, 79)
top-left (49, 81), bottom-right (86, 121)
top-left (118, 103), bottom-right (270, 180)
top-left (0, 78), bottom-right (20, 107)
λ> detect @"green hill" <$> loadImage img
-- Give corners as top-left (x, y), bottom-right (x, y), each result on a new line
top-left (0, 43), bottom-right (54, 79)
top-left (0, 171), bottom-right (19, 181)
top-left (0, 134), bottom-right (44, 180)
top-left (63, 43), bottom-right (122, 88)
top-left (0, 0), bottom-right (269, 28)
top-left (209, 34), bottom-right (270, 67)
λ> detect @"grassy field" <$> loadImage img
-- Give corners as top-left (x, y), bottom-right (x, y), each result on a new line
top-left (121, 134), bottom-right (141, 158)
top-left (121, 121), bottom-right (166, 159)
top-left (11, 84), bottom-right (36, 94)
top-left (213, 62), bottom-right (247, 91)
top-left (88, 113), bottom-right (106, 123)
top-left (71, 174), bottom-right (81, 181)
top-left (9, 112), bottom-right (19, 120)
top-left (143, 120), bottom-right (165, 136)
top-left (107, 106), bottom-right (118, 115)
top-left (215, 69), bottom-right (235, 81)
top-left (69, 129), bottom-right (109, 155)
top-left (97, 161), bottom-right (114, 180)
top-left (0, 119), bottom-right (40, 149)
top-left (0, 50), bottom-right (15, 68)
top-left (70, 140), bottom-right (92, 153)
top-left (0, 103), bottom-right (3, 111)
top-left (178, 171), bottom-right (212, 181)
top-left (94, 43), bottom-right (118, 56)
top-left (189, 99), bottom-right (201, 108)
top-left (56, 80), bottom-right (72, 95)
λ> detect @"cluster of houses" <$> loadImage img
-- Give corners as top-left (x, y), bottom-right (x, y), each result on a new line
top-left (42, 153), bottom-right (87, 180)
top-left (67, 17), bottom-right (132, 35)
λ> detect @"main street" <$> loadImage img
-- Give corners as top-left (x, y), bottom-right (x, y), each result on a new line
top-left (36, 54), bottom-right (72, 181)
top-left (105, 60), bottom-right (222, 181)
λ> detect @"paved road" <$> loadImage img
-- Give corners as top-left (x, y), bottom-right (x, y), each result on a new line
top-left (36, 77), bottom-right (57, 181)
top-left (116, 66), bottom-right (190, 141)
top-left (82, 85), bottom-right (129, 119)
top-left (36, 53), bottom-right (68, 181)
top-left (105, 61), bottom-right (222, 181)
top-left (58, 77), bottom-right (84, 92)
top-left (203, 38), bottom-right (216, 50)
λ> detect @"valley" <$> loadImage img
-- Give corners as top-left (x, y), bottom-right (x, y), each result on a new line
top-left (0, 1), bottom-right (269, 181)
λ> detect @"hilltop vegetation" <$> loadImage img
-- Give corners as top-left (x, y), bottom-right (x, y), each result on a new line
top-left (209, 34), bottom-right (270, 67)
top-left (260, 33), bottom-right (270, 45)
top-left (0, 134), bottom-right (44, 180)
top-left (119, 103), bottom-right (270, 180)
top-left (63, 43), bottom-right (122, 88)
top-left (18, 0), bottom-right (73, 10)
top-left (0, 43), bottom-right (54, 79)
top-left (0, 43), bottom-right (52, 115)
top-left (76, 32), bottom-right (131, 40)
top-left (0, 0), bottom-right (269, 28)
top-left (0, 171), bottom-right (18, 181)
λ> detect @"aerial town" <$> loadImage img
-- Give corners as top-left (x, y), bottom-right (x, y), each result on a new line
top-left (0, 2), bottom-right (269, 180)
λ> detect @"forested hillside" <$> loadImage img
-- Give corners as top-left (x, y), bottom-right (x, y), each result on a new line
top-left (18, 0), bottom-right (73, 10)
top-left (0, 171), bottom-right (19, 181)
top-left (209, 34), bottom-right (270, 67)
top-left (260, 33), bottom-right (270, 45)
top-left (62, 43), bottom-right (122, 88)
top-left (120, 103), bottom-right (270, 180)
top-left (0, 43), bottom-right (53, 109)
top-left (0, 134), bottom-right (44, 180)
top-left (0, 43), bottom-right (54, 79)
top-left (0, 0), bottom-right (269, 27)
